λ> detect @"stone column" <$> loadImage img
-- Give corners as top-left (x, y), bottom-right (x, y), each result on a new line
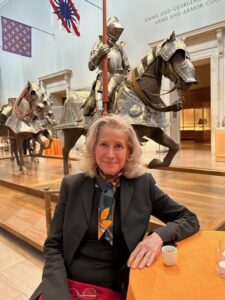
top-left (217, 28), bottom-right (224, 126)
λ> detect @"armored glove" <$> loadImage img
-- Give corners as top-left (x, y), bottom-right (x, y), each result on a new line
top-left (89, 44), bottom-right (110, 71)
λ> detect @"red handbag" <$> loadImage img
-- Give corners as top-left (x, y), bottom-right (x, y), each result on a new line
top-left (37, 278), bottom-right (123, 300)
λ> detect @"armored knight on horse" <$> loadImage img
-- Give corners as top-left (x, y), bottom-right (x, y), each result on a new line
top-left (58, 23), bottom-right (197, 175)
top-left (0, 81), bottom-right (56, 174)
top-left (83, 16), bottom-right (130, 115)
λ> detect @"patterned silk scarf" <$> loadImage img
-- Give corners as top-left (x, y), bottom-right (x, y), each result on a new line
top-left (95, 169), bottom-right (121, 246)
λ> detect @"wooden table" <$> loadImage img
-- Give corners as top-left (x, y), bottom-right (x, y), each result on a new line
top-left (127, 231), bottom-right (225, 300)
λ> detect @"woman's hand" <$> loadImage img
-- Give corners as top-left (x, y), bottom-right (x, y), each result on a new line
top-left (127, 232), bottom-right (163, 269)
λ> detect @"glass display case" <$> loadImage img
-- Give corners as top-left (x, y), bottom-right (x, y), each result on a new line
top-left (180, 103), bottom-right (211, 142)
top-left (194, 106), bottom-right (211, 132)
top-left (180, 108), bottom-right (195, 131)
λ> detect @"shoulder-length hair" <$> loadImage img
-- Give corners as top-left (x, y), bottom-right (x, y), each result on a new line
top-left (80, 115), bottom-right (146, 178)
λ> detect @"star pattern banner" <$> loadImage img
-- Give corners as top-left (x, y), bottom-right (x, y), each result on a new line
top-left (50, 0), bottom-right (80, 36)
top-left (1, 16), bottom-right (32, 57)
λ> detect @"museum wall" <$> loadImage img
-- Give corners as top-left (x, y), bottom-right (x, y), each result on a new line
top-left (0, 0), bottom-right (224, 103)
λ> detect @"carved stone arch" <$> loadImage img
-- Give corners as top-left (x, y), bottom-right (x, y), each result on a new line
top-left (38, 69), bottom-right (72, 125)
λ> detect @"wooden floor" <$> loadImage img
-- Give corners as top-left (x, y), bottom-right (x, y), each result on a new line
top-left (0, 229), bottom-right (43, 299)
top-left (0, 141), bottom-right (225, 299)
top-left (0, 141), bottom-right (225, 250)
top-left (143, 140), bottom-right (225, 174)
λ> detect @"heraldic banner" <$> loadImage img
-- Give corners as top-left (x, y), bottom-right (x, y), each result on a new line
top-left (1, 16), bottom-right (32, 57)
top-left (50, 0), bottom-right (80, 36)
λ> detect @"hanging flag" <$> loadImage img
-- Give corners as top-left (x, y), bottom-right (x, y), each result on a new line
top-left (1, 16), bottom-right (32, 57)
top-left (50, 0), bottom-right (80, 36)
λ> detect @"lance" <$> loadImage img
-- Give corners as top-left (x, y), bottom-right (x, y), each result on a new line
top-left (102, 0), bottom-right (108, 115)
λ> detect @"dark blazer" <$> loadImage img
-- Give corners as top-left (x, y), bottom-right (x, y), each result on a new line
top-left (30, 172), bottom-right (199, 300)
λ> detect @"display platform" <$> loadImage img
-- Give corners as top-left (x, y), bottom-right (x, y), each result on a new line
top-left (1, 155), bottom-right (225, 252)
top-left (1, 205), bottom-right (46, 251)
top-left (0, 157), bottom-right (67, 251)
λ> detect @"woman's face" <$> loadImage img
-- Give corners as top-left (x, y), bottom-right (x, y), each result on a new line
top-left (95, 125), bottom-right (129, 175)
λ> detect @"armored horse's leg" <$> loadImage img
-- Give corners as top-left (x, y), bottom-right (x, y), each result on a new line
top-left (148, 127), bottom-right (179, 168)
top-left (16, 134), bottom-right (28, 174)
top-left (10, 138), bottom-right (20, 166)
top-left (63, 128), bottom-right (85, 175)
top-left (134, 125), bottom-right (179, 168)
top-left (37, 130), bottom-right (53, 156)
top-left (10, 140), bottom-right (15, 161)
top-left (27, 137), bottom-right (39, 163)
top-left (33, 132), bottom-right (50, 156)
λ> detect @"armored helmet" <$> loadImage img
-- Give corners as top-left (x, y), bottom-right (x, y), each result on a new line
top-left (107, 16), bottom-right (124, 43)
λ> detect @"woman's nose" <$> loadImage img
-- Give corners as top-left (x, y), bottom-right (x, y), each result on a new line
top-left (106, 147), bottom-right (115, 157)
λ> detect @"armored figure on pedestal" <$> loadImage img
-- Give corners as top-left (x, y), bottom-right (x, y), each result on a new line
top-left (0, 98), bottom-right (16, 126)
top-left (83, 16), bottom-right (131, 115)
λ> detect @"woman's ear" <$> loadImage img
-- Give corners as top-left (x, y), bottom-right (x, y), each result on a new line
top-left (126, 150), bottom-right (131, 161)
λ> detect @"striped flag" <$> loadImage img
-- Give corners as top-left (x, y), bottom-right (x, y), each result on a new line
top-left (1, 16), bottom-right (32, 57)
top-left (50, 0), bottom-right (80, 36)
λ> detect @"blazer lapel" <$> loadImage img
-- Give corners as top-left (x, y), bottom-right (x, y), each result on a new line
top-left (80, 176), bottom-right (134, 224)
top-left (81, 176), bottom-right (95, 222)
top-left (64, 176), bottom-right (94, 267)
top-left (120, 177), bottom-right (134, 223)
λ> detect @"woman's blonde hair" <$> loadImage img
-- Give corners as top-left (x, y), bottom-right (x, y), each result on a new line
top-left (80, 115), bottom-right (146, 178)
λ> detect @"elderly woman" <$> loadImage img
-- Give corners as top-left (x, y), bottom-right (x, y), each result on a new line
top-left (30, 115), bottom-right (199, 300)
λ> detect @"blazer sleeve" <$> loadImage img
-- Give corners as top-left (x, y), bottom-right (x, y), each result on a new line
top-left (41, 176), bottom-right (71, 300)
top-left (147, 173), bottom-right (200, 243)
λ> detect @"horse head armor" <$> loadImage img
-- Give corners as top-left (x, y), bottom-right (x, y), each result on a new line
top-left (158, 31), bottom-right (197, 85)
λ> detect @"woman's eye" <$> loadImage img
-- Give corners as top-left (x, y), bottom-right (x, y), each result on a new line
top-left (115, 144), bottom-right (123, 149)
top-left (100, 142), bottom-right (107, 147)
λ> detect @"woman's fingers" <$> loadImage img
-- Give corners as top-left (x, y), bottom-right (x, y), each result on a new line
top-left (138, 252), bottom-right (154, 269)
top-left (128, 248), bottom-right (155, 269)
top-left (127, 232), bottom-right (163, 269)
top-left (127, 245), bottom-right (146, 269)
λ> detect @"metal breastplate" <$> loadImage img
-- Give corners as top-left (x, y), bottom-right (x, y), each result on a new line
top-left (107, 46), bottom-right (123, 73)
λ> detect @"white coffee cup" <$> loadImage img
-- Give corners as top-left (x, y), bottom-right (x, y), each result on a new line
top-left (216, 239), bottom-right (225, 277)
top-left (161, 245), bottom-right (177, 266)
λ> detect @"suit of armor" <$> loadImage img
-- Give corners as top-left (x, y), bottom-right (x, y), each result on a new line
top-left (88, 16), bottom-right (130, 112)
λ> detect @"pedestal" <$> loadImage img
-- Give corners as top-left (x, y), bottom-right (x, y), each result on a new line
top-left (215, 128), bottom-right (225, 161)
top-left (43, 139), bottom-right (62, 156)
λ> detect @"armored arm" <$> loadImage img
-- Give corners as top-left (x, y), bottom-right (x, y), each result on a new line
top-left (119, 42), bottom-right (131, 71)
top-left (88, 39), bottom-right (110, 71)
